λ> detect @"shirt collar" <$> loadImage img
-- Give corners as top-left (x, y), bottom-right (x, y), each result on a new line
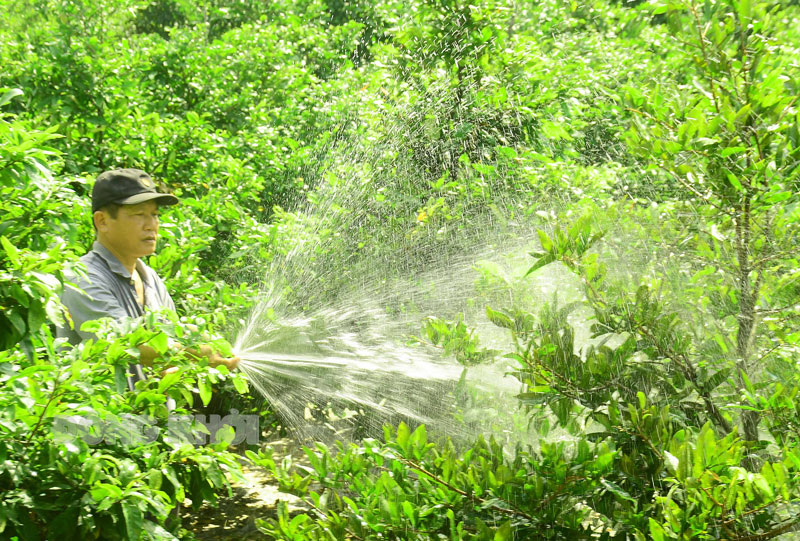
top-left (91, 241), bottom-right (149, 283)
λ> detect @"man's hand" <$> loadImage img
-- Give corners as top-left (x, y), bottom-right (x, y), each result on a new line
top-left (193, 344), bottom-right (240, 370)
top-left (138, 343), bottom-right (240, 370)
top-left (160, 365), bottom-right (180, 378)
top-left (207, 351), bottom-right (240, 370)
top-left (138, 344), bottom-right (159, 366)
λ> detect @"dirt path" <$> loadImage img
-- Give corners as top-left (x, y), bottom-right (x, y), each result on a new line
top-left (181, 438), bottom-right (310, 540)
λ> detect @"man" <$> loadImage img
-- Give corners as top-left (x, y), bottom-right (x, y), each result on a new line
top-left (58, 168), bottom-right (238, 390)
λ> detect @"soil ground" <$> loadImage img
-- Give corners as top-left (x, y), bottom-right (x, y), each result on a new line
top-left (181, 438), bottom-right (310, 540)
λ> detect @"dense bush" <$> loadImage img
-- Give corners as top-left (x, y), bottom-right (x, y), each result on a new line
top-left (1, 98), bottom-right (253, 538)
top-left (0, 316), bottom-right (249, 539)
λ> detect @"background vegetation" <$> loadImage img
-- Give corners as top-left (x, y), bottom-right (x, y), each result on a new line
top-left (1, 0), bottom-right (799, 539)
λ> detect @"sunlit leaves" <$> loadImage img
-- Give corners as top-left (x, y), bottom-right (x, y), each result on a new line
top-left (0, 109), bottom-right (83, 350)
top-left (257, 423), bottom-right (606, 538)
top-left (413, 314), bottom-right (499, 365)
top-left (0, 303), bottom-right (247, 538)
top-left (618, 0), bottom-right (800, 448)
top-left (526, 212), bottom-right (604, 276)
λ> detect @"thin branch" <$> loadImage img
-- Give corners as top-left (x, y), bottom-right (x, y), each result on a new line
top-left (723, 500), bottom-right (781, 526)
top-left (730, 518), bottom-right (800, 541)
top-left (752, 343), bottom-right (784, 365)
top-left (535, 475), bottom-right (586, 513)
top-left (399, 457), bottom-right (537, 523)
top-left (25, 379), bottom-right (63, 445)
top-left (634, 323), bottom-right (733, 434)
top-left (688, 1), bottom-right (721, 114)
top-left (650, 161), bottom-right (738, 218)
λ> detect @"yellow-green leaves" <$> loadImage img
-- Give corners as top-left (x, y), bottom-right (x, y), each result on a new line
top-left (526, 212), bottom-right (605, 276)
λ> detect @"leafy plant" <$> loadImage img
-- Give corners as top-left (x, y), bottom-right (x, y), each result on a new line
top-left (0, 93), bottom-right (85, 350)
top-left (0, 315), bottom-right (249, 539)
top-left (622, 0), bottom-right (800, 442)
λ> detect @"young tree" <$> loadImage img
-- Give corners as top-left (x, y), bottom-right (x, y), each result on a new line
top-left (624, 0), bottom-right (800, 443)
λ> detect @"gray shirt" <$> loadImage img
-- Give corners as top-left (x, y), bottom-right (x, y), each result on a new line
top-left (58, 241), bottom-right (175, 390)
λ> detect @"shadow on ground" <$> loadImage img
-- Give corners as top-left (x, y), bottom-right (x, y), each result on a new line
top-left (181, 438), bottom-right (310, 540)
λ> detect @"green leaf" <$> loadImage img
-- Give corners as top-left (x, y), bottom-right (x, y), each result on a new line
top-left (601, 478), bottom-right (636, 503)
top-left (232, 375), bottom-right (249, 394)
top-left (90, 486), bottom-right (109, 502)
top-left (197, 376), bottom-right (212, 406)
top-left (0, 88), bottom-right (23, 107)
top-left (740, 371), bottom-right (755, 394)
top-left (6, 311), bottom-right (26, 335)
top-left (649, 518), bottom-right (667, 541)
top-left (214, 425), bottom-right (235, 448)
top-left (91, 483), bottom-right (122, 502)
top-left (551, 397), bottom-right (573, 426)
top-left (161, 467), bottom-right (184, 501)
top-left (737, 0), bottom-right (752, 19)
top-left (537, 230), bottom-right (553, 253)
top-left (158, 370), bottom-right (181, 393)
top-left (664, 451), bottom-right (679, 474)
top-left (147, 470), bottom-right (162, 490)
top-left (485, 306), bottom-right (514, 329)
top-left (541, 120), bottom-right (572, 140)
top-left (26, 301), bottom-right (45, 332)
top-left (567, 215), bottom-right (591, 244)
top-left (114, 365), bottom-right (129, 394)
top-left (753, 474), bottom-right (774, 499)
top-left (402, 501), bottom-right (416, 527)
top-left (0, 236), bottom-right (20, 265)
top-left (704, 368), bottom-right (731, 392)
top-left (494, 521), bottom-right (513, 540)
top-left (726, 171), bottom-right (743, 192)
top-left (289, 513), bottom-right (309, 529)
top-left (525, 253), bottom-right (556, 276)
top-left (721, 146), bottom-right (746, 157)
top-left (343, 496), bottom-right (359, 512)
top-left (122, 500), bottom-right (143, 541)
top-left (410, 424), bottom-right (427, 448)
top-left (765, 190), bottom-right (792, 204)
top-left (149, 332), bottom-right (168, 354)
top-left (396, 422), bottom-right (410, 454)
top-left (695, 137), bottom-right (718, 148)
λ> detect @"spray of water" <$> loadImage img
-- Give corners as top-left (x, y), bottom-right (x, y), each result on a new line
top-left (229, 72), bottom-right (597, 445)
top-left (233, 249), bottom-right (527, 444)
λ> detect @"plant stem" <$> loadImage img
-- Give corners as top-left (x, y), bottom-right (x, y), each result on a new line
top-left (399, 457), bottom-right (536, 523)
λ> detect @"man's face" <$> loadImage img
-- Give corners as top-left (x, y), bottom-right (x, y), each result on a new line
top-left (95, 201), bottom-right (161, 260)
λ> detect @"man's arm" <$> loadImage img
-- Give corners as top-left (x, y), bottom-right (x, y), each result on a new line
top-left (138, 343), bottom-right (240, 370)
top-left (140, 268), bottom-right (239, 369)
top-left (63, 271), bottom-right (239, 370)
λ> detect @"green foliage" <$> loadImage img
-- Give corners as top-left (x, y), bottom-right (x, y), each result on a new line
top-left (482, 199), bottom-right (800, 535)
top-left (252, 419), bottom-right (800, 539)
top-left (619, 0), bottom-right (800, 443)
top-left (652, 424), bottom-right (800, 539)
top-left (527, 212), bottom-right (605, 275)
top-left (0, 98), bottom-right (85, 350)
top-left (413, 315), bottom-right (499, 366)
top-left (250, 423), bottom-right (621, 539)
top-left (0, 315), bottom-right (250, 539)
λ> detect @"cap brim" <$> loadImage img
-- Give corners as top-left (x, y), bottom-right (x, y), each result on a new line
top-left (117, 192), bottom-right (179, 207)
